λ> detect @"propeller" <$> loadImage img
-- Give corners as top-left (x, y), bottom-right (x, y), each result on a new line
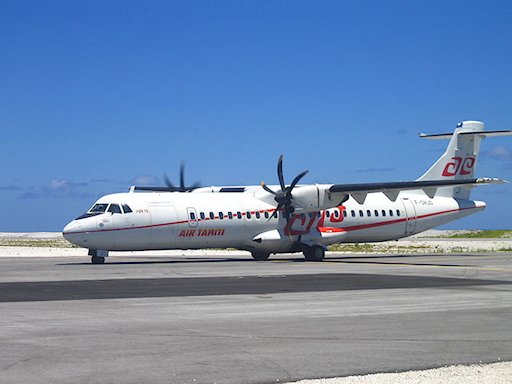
top-left (261, 155), bottom-right (308, 219)
top-left (164, 162), bottom-right (201, 192)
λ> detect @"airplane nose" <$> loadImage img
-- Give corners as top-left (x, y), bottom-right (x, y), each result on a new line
top-left (62, 221), bottom-right (81, 244)
top-left (63, 220), bottom-right (78, 234)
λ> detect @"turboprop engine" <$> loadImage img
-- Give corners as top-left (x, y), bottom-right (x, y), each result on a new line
top-left (259, 156), bottom-right (346, 217)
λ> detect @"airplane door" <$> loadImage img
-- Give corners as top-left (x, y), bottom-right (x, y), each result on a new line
top-left (401, 198), bottom-right (417, 236)
top-left (149, 204), bottom-right (177, 245)
top-left (186, 207), bottom-right (198, 228)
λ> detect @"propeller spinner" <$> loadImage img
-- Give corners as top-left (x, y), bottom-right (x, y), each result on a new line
top-left (261, 155), bottom-right (308, 219)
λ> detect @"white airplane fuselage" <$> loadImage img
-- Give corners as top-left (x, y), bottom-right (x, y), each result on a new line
top-left (62, 120), bottom-right (510, 263)
top-left (63, 188), bottom-right (484, 253)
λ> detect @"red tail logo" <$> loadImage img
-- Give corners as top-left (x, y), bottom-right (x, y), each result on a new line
top-left (442, 156), bottom-right (475, 176)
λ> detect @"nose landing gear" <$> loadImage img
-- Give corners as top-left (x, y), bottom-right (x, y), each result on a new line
top-left (88, 249), bottom-right (109, 264)
top-left (91, 256), bottom-right (105, 264)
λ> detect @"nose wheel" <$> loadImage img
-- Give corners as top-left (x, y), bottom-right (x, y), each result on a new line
top-left (88, 249), bottom-right (108, 264)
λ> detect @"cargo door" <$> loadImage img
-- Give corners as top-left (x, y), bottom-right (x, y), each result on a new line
top-left (401, 198), bottom-right (417, 236)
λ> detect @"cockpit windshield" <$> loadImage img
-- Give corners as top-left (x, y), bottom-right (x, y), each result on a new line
top-left (75, 203), bottom-right (109, 220)
top-left (89, 203), bottom-right (109, 213)
top-left (75, 202), bottom-right (133, 220)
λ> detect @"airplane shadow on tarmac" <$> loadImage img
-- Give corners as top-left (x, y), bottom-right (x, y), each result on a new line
top-left (1, 271), bottom-right (510, 303)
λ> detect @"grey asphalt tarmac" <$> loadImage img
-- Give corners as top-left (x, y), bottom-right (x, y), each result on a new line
top-left (1, 252), bottom-right (511, 384)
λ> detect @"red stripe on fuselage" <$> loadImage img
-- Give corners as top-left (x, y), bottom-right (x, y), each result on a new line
top-left (65, 206), bottom-right (480, 236)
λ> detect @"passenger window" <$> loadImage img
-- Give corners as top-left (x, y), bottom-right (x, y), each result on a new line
top-left (209, 212), bottom-right (214, 220)
top-left (219, 212), bottom-right (224, 219)
top-left (382, 210), bottom-right (386, 217)
top-left (190, 212), bottom-right (196, 220)
top-left (122, 204), bottom-right (133, 213)
top-left (343, 210), bottom-right (347, 218)
top-left (108, 204), bottom-right (122, 214)
top-left (374, 210), bottom-right (379, 217)
top-left (200, 212), bottom-right (205, 220)
top-left (256, 211), bottom-right (261, 219)
top-left (359, 210), bottom-right (364, 217)
top-left (228, 212), bottom-right (233, 219)
top-left (367, 210), bottom-right (371, 217)
top-left (389, 210), bottom-right (393, 217)
top-left (397, 210), bottom-right (401, 216)
top-left (264, 211), bottom-right (270, 219)
top-left (334, 210), bottom-right (339, 218)
top-left (237, 212), bottom-right (242, 219)
top-left (326, 210), bottom-right (330, 218)
top-left (351, 210), bottom-right (356, 217)
top-left (246, 212), bottom-right (252, 219)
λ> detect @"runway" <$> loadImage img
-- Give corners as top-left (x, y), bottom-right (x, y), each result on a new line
top-left (1, 252), bottom-right (512, 383)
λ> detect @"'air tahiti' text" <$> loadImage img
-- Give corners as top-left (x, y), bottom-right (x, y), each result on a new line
top-left (178, 229), bottom-right (225, 237)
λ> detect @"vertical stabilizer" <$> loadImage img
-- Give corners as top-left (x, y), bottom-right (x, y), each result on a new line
top-left (417, 121), bottom-right (485, 199)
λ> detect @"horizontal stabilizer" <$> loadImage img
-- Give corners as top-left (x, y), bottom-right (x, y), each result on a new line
top-left (420, 130), bottom-right (512, 140)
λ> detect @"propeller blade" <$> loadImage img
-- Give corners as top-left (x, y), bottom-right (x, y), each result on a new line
top-left (164, 163), bottom-right (201, 192)
top-left (288, 170), bottom-right (309, 194)
top-left (277, 155), bottom-right (286, 192)
top-left (263, 155), bottom-right (311, 223)
top-left (164, 174), bottom-right (177, 191)
top-left (261, 181), bottom-right (277, 196)
top-left (179, 162), bottom-right (186, 191)
top-left (272, 204), bottom-right (283, 219)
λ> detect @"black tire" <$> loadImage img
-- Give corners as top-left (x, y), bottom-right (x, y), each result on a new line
top-left (304, 245), bottom-right (325, 262)
top-left (91, 256), bottom-right (105, 264)
top-left (251, 252), bottom-right (270, 261)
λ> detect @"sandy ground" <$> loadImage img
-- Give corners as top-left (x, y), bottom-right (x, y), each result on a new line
top-left (1, 230), bottom-right (511, 257)
top-left (290, 361), bottom-right (512, 384)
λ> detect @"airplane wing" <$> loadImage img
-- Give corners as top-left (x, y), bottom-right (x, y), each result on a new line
top-left (327, 178), bottom-right (505, 204)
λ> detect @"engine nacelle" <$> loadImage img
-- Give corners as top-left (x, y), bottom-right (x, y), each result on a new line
top-left (291, 184), bottom-right (345, 212)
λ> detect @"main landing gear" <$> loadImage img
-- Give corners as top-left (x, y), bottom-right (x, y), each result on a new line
top-left (88, 249), bottom-right (108, 264)
top-left (251, 245), bottom-right (325, 262)
top-left (303, 245), bottom-right (325, 262)
top-left (251, 252), bottom-right (270, 261)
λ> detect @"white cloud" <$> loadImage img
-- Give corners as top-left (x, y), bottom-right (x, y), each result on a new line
top-left (487, 146), bottom-right (512, 161)
top-left (49, 179), bottom-right (70, 190)
top-left (19, 179), bottom-right (91, 199)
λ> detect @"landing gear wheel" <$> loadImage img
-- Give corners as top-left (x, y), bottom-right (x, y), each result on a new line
top-left (251, 252), bottom-right (270, 261)
top-left (91, 256), bottom-right (105, 264)
top-left (304, 245), bottom-right (325, 262)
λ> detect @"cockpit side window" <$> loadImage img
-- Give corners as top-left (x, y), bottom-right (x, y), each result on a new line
top-left (122, 204), bottom-right (133, 213)
top-left (108, 204), bottom-right (122, 214)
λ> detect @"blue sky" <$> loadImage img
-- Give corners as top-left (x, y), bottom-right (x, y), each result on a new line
top-left (1, 0), bottom-right (511, 231)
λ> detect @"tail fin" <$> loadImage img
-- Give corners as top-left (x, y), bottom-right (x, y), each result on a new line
top-left (417, 120), bottom-right (511, 199)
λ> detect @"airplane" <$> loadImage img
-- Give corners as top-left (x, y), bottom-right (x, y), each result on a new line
top-left (63, 121), bottom-right (512, 264)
